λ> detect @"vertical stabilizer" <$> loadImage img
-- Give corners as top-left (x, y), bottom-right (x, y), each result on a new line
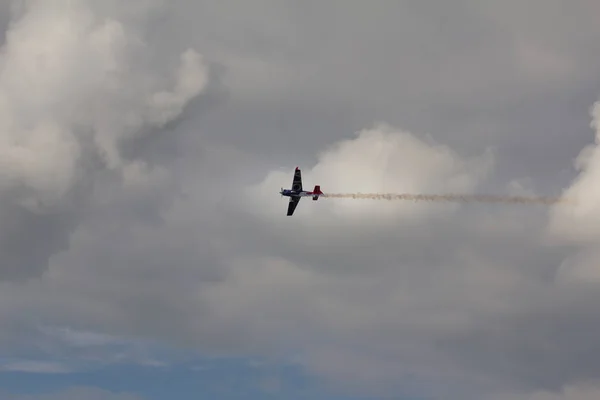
top-left (312, 185), bottom-right (322, 200)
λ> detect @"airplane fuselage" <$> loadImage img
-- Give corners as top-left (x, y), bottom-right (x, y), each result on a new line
top-left (280, 189), bottom-right (320, 198)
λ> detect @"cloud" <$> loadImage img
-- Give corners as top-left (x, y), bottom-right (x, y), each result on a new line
top-left (26, 326), bottom-right (168, 369)
top-left (0, 117), bottom-right (567, 400)
top-left (548, 101), bottom-right (600, 243)
top-left (207, 113), bottom-right (600, 399)
top-left (3, 387), bottom-right (144, 400)
top-left (0, 0), bottom-right (208, 280)
top-left (0, 360), bottom-right (70, 374)
top-left (247, 123), bottom-right (493, 225)
top-left (43, 327), bottom-right (127, 348)
top-left (493, 384), bottom-right (600, 400)
top-left (2, 2), bottom-right (600, 400)
top-left (547, 97), bottom-right (600, 291)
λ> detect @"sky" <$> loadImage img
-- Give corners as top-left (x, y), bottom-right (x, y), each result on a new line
top-left (2, 0), bottom-right (600, 399)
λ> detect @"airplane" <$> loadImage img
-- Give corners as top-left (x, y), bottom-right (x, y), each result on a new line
top-left (279, 167), bottom-right (323, 216)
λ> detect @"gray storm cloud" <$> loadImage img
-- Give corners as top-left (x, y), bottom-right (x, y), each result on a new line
top-left (0, 0), bottom-right (207, 279)
top-left (234, 109), bottom-right (600, 399)
top-left (3, 2), bottom-right (600, 400)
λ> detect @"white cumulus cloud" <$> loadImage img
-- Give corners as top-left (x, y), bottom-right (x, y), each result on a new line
top-left (248, 123), bottom-right (493, 225)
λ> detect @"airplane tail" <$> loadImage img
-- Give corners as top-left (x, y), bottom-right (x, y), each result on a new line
top-left (312, 185), bottom-right (322, 201)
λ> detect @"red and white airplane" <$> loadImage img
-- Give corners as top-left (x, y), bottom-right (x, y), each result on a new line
top-left (279, 167), bottom-right (323, 216)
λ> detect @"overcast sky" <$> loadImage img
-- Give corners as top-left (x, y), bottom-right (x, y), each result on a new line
top-left (2, 0), bottom-right (600, 399)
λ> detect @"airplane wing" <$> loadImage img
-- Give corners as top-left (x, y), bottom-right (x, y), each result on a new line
top-left (292, 167), bottom-right (302, 192)
top-left (287, 196), bottom-right (300, 216)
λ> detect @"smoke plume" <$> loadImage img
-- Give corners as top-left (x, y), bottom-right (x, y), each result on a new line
top-left (322, 192), bottom-right (570, 205)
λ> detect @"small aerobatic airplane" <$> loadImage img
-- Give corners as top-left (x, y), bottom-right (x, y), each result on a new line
top-left (279, 167), bottom-right (323, 216)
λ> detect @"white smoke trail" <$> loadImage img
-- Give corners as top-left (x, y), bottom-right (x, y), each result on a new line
top-left (322, 193), bottom-right (570, 205)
